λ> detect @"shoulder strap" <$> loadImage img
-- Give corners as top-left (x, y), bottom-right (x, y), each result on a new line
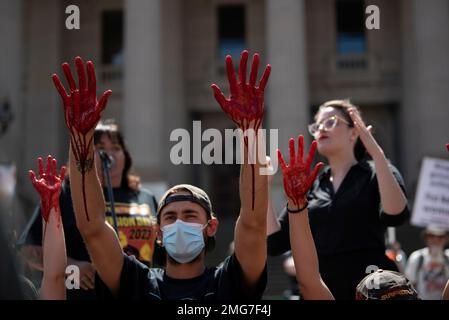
top-left (416, 251), bottom-right (424, 281)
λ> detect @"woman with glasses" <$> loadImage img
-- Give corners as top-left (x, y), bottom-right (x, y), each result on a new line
top-left (267, 99), bottom-right (410, 299)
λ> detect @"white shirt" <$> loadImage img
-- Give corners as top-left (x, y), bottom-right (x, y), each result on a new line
top-left (405, 248), bottom-right (449, 300)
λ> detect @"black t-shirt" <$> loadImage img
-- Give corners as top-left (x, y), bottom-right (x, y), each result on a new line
top-left (18, 180), bottom-right (158, 265)
top-left (0, 218), bottom-right (24, 299)
top-left (95, 253), bottom-right (267, 300)
top-left (267, 160), bottom-right (410, 257)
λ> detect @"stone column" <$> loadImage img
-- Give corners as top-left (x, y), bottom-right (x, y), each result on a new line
top-left (161, 0), bottom-right (188, 186)
top-left (124, 0), bottom-right (162, 181)
top-left (401, 0), bottom-right (449, 190)
top-left (266, 0), bottom-right (310, 209)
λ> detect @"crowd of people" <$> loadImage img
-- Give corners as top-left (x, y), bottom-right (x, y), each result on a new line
top-left (0, 50), bottom-right (448, 300)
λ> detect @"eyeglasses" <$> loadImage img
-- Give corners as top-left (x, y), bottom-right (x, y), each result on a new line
top-left (308, 115), bottom-right (351, 136)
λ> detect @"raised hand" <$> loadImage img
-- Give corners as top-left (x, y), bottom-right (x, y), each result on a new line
top-left (29, 155), bottom-right (66, 224)
top-left (52, 57), bottom-right (111, 221)
top-left (211, 50), bottom-right (271, 211)
top-left (211, 50), bottom-right (271, 136)
top-left (278, 135), bottom-right (324, 208)
top-left (348, 108), bottom-right (383, 159)
top-left (52, 56), bottom-right (111, 135)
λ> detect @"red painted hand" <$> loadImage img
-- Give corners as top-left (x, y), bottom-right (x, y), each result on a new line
top-left (211, 50), bottom-right (271, 134)
top-left (29, 155), bottom-right (66, 223)
top-left (52, 56), bottom-right (112, 135)
top-left (277, 135), bottom-right (324, 207)
top-left (52, 57), bottom-right (111, 221)
top-left (446, 143), bottom-right (449, 152)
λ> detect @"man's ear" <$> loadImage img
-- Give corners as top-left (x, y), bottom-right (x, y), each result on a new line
top-left (206, 217), bottom-right (219, 237)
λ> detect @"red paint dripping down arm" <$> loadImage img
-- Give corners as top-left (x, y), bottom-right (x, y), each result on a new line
top-left (211, 50), bottom-right (271, 289)
top-left (52, 56), bottom-right (110, 231)
top-left (211, 50), bottom-right (271, 211)
top-left (278, 136), bottom-right (333, 300)
top-left (277, 135), bottom-right (323, 209)
top-left (68, 131), bottom-right (106, 235)
top-left (233, 120), bottom-right (269, 290)
top-left (52, 57), bottom-right (123, 297)
top-left (29, 155), bottom-right (67, 299)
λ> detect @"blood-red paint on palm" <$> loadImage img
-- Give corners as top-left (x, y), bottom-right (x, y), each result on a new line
top-left (211, 51), bottom-right (270, 135)
top-left (52, 57), bottom-right (112, 220)
top-left (29, 155), bottom-right (65, 227)
top-left (278, 135), bottom-right (324, 207)
top-left (211, 50), bottom-right (271, 210)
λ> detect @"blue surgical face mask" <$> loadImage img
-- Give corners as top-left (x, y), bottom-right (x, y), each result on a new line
top-left (161, 219), bottom-right (208, 264)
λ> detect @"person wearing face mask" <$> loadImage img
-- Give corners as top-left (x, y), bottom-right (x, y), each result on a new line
top-left (18, 120), bottom-right (158, 299)
top-left (267, 99), bottom-right (410, 299)
top-left (405, 225), bottom-right (449, 300)
top-left (54, 53), bottom-right (269, 300)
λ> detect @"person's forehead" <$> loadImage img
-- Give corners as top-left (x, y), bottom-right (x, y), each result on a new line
top-left (160, 192), bottom-right (207, 216)
top-left (317, 107), bottom-right (341, 121)
top-left (97, 133), bottom-right (119, 145)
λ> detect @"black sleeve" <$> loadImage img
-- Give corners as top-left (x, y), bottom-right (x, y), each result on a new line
top-left (95, 254), bottom-right (158, 300)
top-left (0, 219), bottom-right (24, 299)
top-left (16, 205), bottom-right (42, 247)
top-left (217, 254), bottom-right (267, 300)
top-left (267, 207), bottom-right (291, 256)
top-left (379, 164), bottom-right (410, 226)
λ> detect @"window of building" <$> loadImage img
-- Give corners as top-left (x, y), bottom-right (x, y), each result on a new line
top-left (217, 5), bottom-right (246, 60)
top-left (336, 0), bottom-right (366, 54)
top-left (102, 10), bottom-right (123, 65)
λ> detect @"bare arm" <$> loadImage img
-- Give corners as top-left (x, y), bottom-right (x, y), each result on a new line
top-left (278, 136), bottom-right (333, 300)
top-left (288, 207), bottom-right (333, 300)
top-left (68, 128), bottom-right (123, 297)
top-left (20, 246), bottom-right (96, 292)
top-left (52, 57), bottom-right (122, 296)
top-left (28, 155), bottom-right (67, 299)
top-left (372, 153), bottom-right (408, 215)
top-left (267, 192), bottom-right (281, 235)
top-left (40, 207), bottom-right (66, 300)
top-left (443, 280), bottom-right (449, 300)
top-left (211, 51), bottom-right (270, 289)
top-left (349, 110), bottom-right (407, 215)
top-left (234, 133), bottom-right (268, 287)
top-left (266, 157), bottom-right (281, 235)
